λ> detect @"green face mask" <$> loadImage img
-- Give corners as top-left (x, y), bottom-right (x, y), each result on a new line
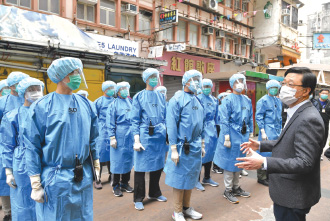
top-left (269, 88), bottom-right (278, 96)
top-left (67, 75), bottom-right (81, 91)
top-left (148, 77), bottom-right (158, 88)
top-left (321, 94), bottom-right (328, 100)
top-left (106, 89), bottom-right (115, 97)
top-left (120, 89), bottom-right (129, 98)
top-left (1, 89), bottom-right (11, 96)
top-left (202, 88), bottom-right (211, 95)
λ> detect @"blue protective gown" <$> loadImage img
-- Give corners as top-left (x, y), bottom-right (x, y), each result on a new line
top-left (213, 93), bottom-right (253, 172)
top-left (164, 91), bottom-right (204, 190)
top-left (1, 106), bottom-right (36, 221)
top-left (198, 93), bottom-right (218, 164)
top-left (107, 97), bottom-right (133, 174)
top-left (94, 96), bottom-right (115, 163)
top-left (130, 90), bottom-right (167, 172)
top-left (256, 94), bottom-right (282, 157)
top-left (23, 93), bottom-right (99, 221)
top-left (0, 94), bottom-right (24, 197)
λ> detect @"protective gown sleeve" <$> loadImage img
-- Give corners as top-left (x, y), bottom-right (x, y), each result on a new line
top-left (166, 97), bottom-right (180, 146)
top-left (23, 103), bottom-right (46, 176)
top-left (0, 96), bottom-right (6, 123)
top-left (89, 104), bottom-right (100, 160)
top-left (255, 98), bottom-right (266, 130)
top-left (94, 98), bottom-right (101, 118)
top-left (219, 97), bottom-right (231, 135)
top-left (107, 101), bottom-right (116, 138)
top-left (248, 99), bottom-right (254, 133)
top-left (0, 112), bottom-right (18, 169)
top-left (130, 94), bottom-right (142, 136)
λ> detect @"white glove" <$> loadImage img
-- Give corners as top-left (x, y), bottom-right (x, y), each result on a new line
top-left (249, 133), bottom-right (254, 138)
top-left (94, 159), bottom-right (101, 182)
top-left (5, 168), bottom-right (16, 189)
top-left (133, 135), bottom-right (145, 151)
top-left (110, 136), bottom-right (117, 149)
top-left (260, 129), bottom-right (268, 140)
top-left (171, 144), bottom-right (179, 166)
top-left (224, 135), bottom-right (231, 148)
top-left (201, 139), bottom-right (206, 157)
top-left (30, 175), bottom-right (45, 203)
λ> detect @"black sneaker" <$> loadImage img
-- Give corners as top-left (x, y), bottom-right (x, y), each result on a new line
top-left (121, 183), bottom-right (134, 193)
top-left (113, 185), bottom-right (123, 197)
top-left (257, 179), bottom-right (269, 186)
top-left (3, 215), bottom-right (12, 221)
top-left (223, 189), bottom-right (239, 204)
top-left (233, 186), bottom-right (251, 198)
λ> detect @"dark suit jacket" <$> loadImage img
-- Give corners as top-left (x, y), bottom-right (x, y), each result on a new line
top-left (260, 101), bottom-right (325, 210)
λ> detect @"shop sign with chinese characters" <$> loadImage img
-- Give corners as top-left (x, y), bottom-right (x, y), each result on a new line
top-left (158, 52), bottom-right (220, 76)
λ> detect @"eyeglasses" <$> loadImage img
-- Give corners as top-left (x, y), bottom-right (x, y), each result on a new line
top-left (281, 82), bottom-right (303, 87)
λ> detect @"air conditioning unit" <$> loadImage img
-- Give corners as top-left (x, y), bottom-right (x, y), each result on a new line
top-left (78, 0), bottom-right (97, 5)
top-left (203, 27), bottom-right (214, 35)
top-left (234, 38), bottom-right (238, 44)
top-left (122, 4), bottom-right (138, 15)
top-left (207, 0), bottom-right (218, 11)
top-left (241, 39), bottom-right (251, 45)
top-left (216, 30), bottom-right (225, 38)
top-left (282, 9), bottom-right (290, 16)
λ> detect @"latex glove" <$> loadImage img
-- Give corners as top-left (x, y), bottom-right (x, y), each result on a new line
top-left (30, 175), bottom-right (45, 203)
top-left (133, 135), bottom-right (145, 151)
top-left (5, 168), bottom-right (16, 189)
top-left (260, 129), bottom-right (268, 140)
top-left (201, 139), bottom-right (206, 157)
top-left (224, 135), bottom-right (231, 148)
top-left (171, 144), bottom-right (179, 166)
top-left (94, 159), bottom-right (101, 182)
top-left (249, 133), bottom-right (254, 138)
top-left (110, 136), bottom-right (117, 149)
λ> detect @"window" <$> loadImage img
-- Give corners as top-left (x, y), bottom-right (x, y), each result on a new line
top-left (242, 2), bottom-right (248, 12)
top-left (189, 24), bottom-right (198, 46)
top-left (177, 20), bottom-right (186, 42)
top-left (291, 6), bottom-right (298, 29)
top-left (202, 34), bottom-right (208, 48)
top-left (162, 26), bottom-right (173, 40)
top-left (234, 0), bottom-right (240, 10)
top-left (225, 0), bottom-right (232, 8)
top-left (7, 0), bottom-right (31, 8)
top-left (139, 10), bottom-right (152, 35)
top-left (39, 0), bottom-right (59, 13)
top-left (281, 1), bottom-right (290, 26)
top-left (241, 44), bottom-right (246, 56)
top-left (234, 43), bottom-right (239, 55)
top-left (77, 3), bottom-right (95, 22)
top-left (100, 0), bottom-right (115, 26)
top-left (121, 5), bottom-right (136, 31)
top-left (216, 39), bottom-right (222, 52)
top-left (225, 38), bottom-right (230, 53)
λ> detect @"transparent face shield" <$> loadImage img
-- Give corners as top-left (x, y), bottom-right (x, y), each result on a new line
top-left (118, 86), bottom-right (130, 98)
top-left (105, 86), bottom-right (116, 97)
top-left (233, 78), bottom-right (246, 93)
top-left (147, 74), bottom-right (161, 88)
top-left (187, 76), bottom-right (202, 93)
top-left (66, 68), bottom-right (88, 91)
top-left (25, 85), bottom-right (43, 103)
top-left (1, 86), bottom-right (11, 96)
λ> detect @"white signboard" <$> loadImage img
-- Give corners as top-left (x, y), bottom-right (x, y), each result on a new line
top-left (87, 33), bottom-right (139, 57)
top-left (166, 43), bottom-right (186, 52)
top-left (148, 46), bottom-right (164, 58)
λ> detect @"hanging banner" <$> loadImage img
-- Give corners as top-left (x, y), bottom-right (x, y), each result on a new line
top-left (159, 9), bottom-right (178, 26)
top-left (148, 46), bottom-right (164, 58)
top-left (313, 33), bottom-right (330, 50)
top-left (87, 33), bottom-right (139, 57)
top-left (166, 43), bottom-right (186, 52)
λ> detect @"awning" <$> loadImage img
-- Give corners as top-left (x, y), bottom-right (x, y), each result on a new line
top-left (281, 46), bottom-right (301, 60)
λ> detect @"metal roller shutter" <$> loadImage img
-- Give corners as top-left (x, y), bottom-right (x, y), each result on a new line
top-left (163, 75), bottom-right (183, 101)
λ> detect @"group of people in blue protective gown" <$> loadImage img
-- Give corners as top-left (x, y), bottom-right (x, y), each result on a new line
top-left (0, 55), bottom-right (285, 221)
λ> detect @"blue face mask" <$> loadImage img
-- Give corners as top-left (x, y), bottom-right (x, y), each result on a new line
top-left (106, 89), bottom-right (115, 97)
top-left (120, 89), bottom-right (129, 98)
top-left (203, 88), bottom-right (211, 95)
top-left (1, 89), bottom-right (11, 96)
top-left (148, 77), bottom-right (158, 88)
top-left (321, 94), bottom-right (328, 100)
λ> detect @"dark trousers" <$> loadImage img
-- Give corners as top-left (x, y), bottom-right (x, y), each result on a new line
top-left (274, 203), bottom-right (311, 221)
top-left (199, 161), bottom-right (212, 180)
top-left (134, 168), bottom-right (163, 202)
top-left (112, 171), bottom-right (131, 187)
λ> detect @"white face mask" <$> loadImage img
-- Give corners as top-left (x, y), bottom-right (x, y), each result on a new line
top-left (279, 85), bottom-right (299, 105)
top-left (234, 83), bottom-right (244, 93)
top-left (25, 91), bottom-right (43, 103)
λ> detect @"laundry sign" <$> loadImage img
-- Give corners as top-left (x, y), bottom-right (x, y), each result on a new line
top-left (87, 33), bottom-right (139, 57)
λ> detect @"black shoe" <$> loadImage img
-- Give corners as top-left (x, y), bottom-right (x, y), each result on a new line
top-left (121, 183), bottom-right (134, 193)
top-left (257, 179), bottom-right (269, 186)
top-left (3, 215), bottom-right (11, 221)
top-left (223, 189), bottom-right (239, 204)
top-left (212, 167), bottom-right (224, 174)
top-left (233, 186), bottom-right (251, 198)
top-left (113, 185), bottom-right (123, 197)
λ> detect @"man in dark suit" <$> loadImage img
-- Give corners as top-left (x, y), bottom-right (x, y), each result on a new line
top-left (236, 67), bottom-right (325, 221)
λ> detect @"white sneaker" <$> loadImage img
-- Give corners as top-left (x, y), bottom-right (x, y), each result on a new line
top-left (241, 169), bottom-right (248, 176)
top-left (172, 212), bottom-right (186, 221)
top-left (183, 207), bottom-right (203, 220)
